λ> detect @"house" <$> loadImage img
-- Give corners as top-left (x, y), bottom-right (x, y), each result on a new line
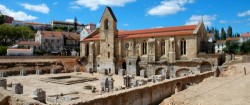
top-left (226, 37), bottom-right (240, 42)
top-left (240, 33), bottom-right (250, 42)
top-left (80, 7), bottom-right (212, 78)
top-left (207, 33), bottom-right (215, 42)
top-left (35, 30), bottom-right (80, 53)
top-left (7, 48), bottom-right (33, 56)
top-left (214, 40), bottom-right (226, 53)
top-left (16, 41), bottom-right (40, 51)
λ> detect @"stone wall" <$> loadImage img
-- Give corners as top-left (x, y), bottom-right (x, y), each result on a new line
top-left (73, 71), bottom-right (214, 105)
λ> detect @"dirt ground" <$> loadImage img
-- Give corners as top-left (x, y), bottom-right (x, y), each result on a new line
top-left (161, 63), bottom-right (250, 105)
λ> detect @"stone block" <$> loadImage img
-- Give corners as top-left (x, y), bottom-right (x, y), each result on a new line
top-left (33, 88), bottom-right (46, 103)
top-left (12, 83), bottom-right (23, 94)
top-left (152, 75), bottom-right (165, 83)
top-left (0, 78), bottom-right (7, 89)
top-left (63, 95), bottom-right (79, 101)
top-left (131, 79), bottom-right (138, 87)
top-left (118, 69), bottom-right (126, 76)
top-left (20, 70), bottom-right (27, 76)
top-left (100, 76), bottom-right (114, 92)
top-left (138, 80), bottom-right (147, 86)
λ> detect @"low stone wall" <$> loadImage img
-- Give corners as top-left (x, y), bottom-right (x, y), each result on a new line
top-left (74, 71), bottom-right (214, 105)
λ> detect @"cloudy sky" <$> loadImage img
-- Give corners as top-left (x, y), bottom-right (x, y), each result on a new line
top-left (0, 0), bottom-right (250, 33)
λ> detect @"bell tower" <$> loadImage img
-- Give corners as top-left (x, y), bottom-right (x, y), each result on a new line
top-left (98, 6), bottom-right (118, 74)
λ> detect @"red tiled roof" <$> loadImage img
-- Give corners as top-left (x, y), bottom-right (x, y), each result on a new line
top-left (17, 41), bottom-right (40, 46)
top-left (41, 31), bottom-right (79, 40)
top-left (7, 48), bottom-right (32, 52)
top-left (216, 40), bottom-right (226, 44)
top-left (241, 33), bottom-right (250, 37)
top-left (226, 37), bottom-right (240, 41)
top-left (83, 25), bottom-right (197, 41)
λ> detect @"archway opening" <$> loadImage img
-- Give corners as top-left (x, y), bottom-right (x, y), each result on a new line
top-left (122, 62), bottom-right (126, 70)
top-left (200, 62), bottom-right (212, 73)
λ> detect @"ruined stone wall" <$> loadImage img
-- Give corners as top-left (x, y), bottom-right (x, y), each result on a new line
top-left (74, 71), bottom-right (214, 105)
top-left (197, 54), bottom-right (223, 66)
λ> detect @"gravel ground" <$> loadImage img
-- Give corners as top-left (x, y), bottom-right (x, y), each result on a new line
top-left (161, 63), bottom-right (250, 105)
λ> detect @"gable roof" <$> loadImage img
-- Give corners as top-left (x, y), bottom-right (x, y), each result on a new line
top-left (40, 31), bottom-right (79, 40)
top-left (100, 6), bottom-right (117, 22)
top-left (83, 24), bottom-right (198, 41)
top-left (226, 37), bottom-right (240, 41)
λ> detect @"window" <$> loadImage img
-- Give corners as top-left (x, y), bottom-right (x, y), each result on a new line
top-left (86, 43), bottom-right (89, 56)
top-left (108, 52), bottom-right (110, 58)
top-left (142, 41), bottom-right (147, 55)
top-left (181, 39), bottom-right (186, 55)
top-left (104, 19), bottom-right (110, 29)
top-left (57, 40), bottom-right (60, 43)
top-left (51, 39), bottom-right (54, 43)
top-left (161, 40), bottom-right (165, 55)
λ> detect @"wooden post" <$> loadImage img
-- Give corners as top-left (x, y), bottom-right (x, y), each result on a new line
top-left (244, 67), bottom-right (247, 75)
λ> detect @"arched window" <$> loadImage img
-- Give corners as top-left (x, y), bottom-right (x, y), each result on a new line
top-left (181, 39), bottom-right (186, 55)
top-left (161, 40), bottom-right (165, 55)
top-left (104, 19), bottom-right (110, 29)
top-left (142, 41), bottom-right (147, 55)
top-left (86, 43), bottom-right (89, 56)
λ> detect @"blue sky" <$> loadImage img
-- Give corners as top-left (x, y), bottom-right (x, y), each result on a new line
top-left (0, 0), bottom-right (250, 33)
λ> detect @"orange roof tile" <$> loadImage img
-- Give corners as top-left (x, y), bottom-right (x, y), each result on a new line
top-left (216, 40), bottom-right (226, 44)
top-left (17, 41), bottom-right (40, 46)
top-left (83, 25), bottom-right (197, 41)
top-left (226, 37), bottom-right (240, 41)
top-left (241, 33), bottom-right (250, 37)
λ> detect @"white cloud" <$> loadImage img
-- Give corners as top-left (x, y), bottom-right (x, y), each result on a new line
top-left (0, 4), bottom-right (37, 21)
top-left (238, 10), bottom-right (250, 17)
top-left (53, 2), bottom-right (58, 5)
top-left (73, 0), bottom-right (136, 11)
top-left (70, 5), bottom-right (81, 9)
top-left (65, 19), bottom-right (74, 22)
top-left (151, 26), bottom-right (163, 29)
top-left (147, 0), bottom-right (194, 16)
top-left (21, 3), bottom-right (50, 14)
top-left (248, 18), bottom-right (250, 21)
top-left (186, 14), bottom-right (216, 27)
top-left (123, 23), bottom-right (129, 27)
top-left (219, 20), bottom-right (227, 24)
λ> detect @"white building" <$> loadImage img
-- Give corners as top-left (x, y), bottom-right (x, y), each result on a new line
top-left (207, 33), bottom-right (215, 42)
top-left (215, 40), bottom-right (226, 53)
top-left (240, 33), bottom-right (250, 43)
top-left (7, 48), bottom-right (33, 56)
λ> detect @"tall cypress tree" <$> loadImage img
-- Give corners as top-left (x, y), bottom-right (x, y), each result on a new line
top-left (227, 26), bottom-right (233, 38)
top-left (74, 17), bottom-right (78, 31)
top-left (221, 28), bottom-right (227, 40)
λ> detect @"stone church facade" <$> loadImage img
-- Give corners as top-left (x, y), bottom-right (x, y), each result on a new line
top-left (80, 7), bottom-right (212, 78)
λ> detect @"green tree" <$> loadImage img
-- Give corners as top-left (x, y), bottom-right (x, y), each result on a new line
top-left (224, 41), bottom-right (240, 54)
top-left (240, 40), bottom-right (250, 54)
top-left (221, 28), bottom-right (227, 40)
top-left (0, 45), bottom-right (7, 56)
top-left (0, 15), bottom-right (5, 25)
top-left (214, 28), bottom-right (220, 40)
top-left (74, 17), bottom-right (78, 31)
top-left (227, 26), bottom-right (233, 38)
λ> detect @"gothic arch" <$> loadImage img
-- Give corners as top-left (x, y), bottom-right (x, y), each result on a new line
top-left (155, 68), bottom-right (165, 75)
top-left (104, 19), bottom-right (110, 30)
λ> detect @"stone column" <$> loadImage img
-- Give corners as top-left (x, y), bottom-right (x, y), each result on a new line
top-left (50, 68), bottom-right (56, 74)
top-left (36, 69), bottom-right (42, 75)
top-left (140, 70), bottom-right (147, 78)
top-left (20, 70), bottom-right (27, 76)
top-left (33, 88), bottom-right (46, 103)
top-left (0, 78), bottom-right (7, 89)
top-left (108, 77), bottom-right (114, 90)
top-left (118, 69), bottom-right (126, 76)
top-left (0, 72), bottom-right (7, 77)
top-left (12, 83), bottom-right (23, 94)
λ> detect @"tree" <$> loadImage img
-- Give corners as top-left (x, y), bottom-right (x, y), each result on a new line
top-left (240, 40), bottom-right (250, 54)
top-left (0, 15), bottom-right (5, 25)
top-left (214, 28), bottom-right (220, 40)
top-left (224, 41), bottom-right (240, 54)
top-left (0, 45), bottom-right (7, 56)
top-left (74, 17), bottom-right (78, 31)
top-left (221, 28), bottom-right (227, 40)
top-left (227, 26), bottom-right (233, 38)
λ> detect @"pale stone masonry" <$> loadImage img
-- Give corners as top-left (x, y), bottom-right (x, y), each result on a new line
top-left (80, 7), bottom-right (213, 78)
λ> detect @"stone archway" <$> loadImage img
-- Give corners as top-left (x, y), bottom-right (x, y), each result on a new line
top-left (155, 68), bottom-right (166, 75)
top-left (176, 68), bottom-right (191, 77)
top-left (122, 61), bottom-right (126, 70)
top-left (200, 62), bottom-right (212, 73)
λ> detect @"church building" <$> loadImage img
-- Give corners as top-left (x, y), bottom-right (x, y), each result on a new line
top-left (80, 7), bottom-right (212, 78)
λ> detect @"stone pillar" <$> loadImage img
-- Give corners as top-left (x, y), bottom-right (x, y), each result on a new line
top-left (118, 69), bottom-right (126, 76)
top-left (123, 75), bottom-right (134, 88)
top-left (0, 72), bottom-right (7, 77)
top-left (140, 70), bottom-right (147, 78)
top-left (50, 68), bottom-right (56, 74)
top-left (131, 79), bottom-right (138, 87)
top-left (36, 70), bottom-right (42, 75)
top-left (0, 78), bottom-right (7, 89)
top-left (20, 70), bottom-right (27, 76)
top-left (33, 88), bottom-right (46, 103)
top-left (12, 83), bottom-right (23, 94)
top-left (108, 77), bottom-right (114, 90)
